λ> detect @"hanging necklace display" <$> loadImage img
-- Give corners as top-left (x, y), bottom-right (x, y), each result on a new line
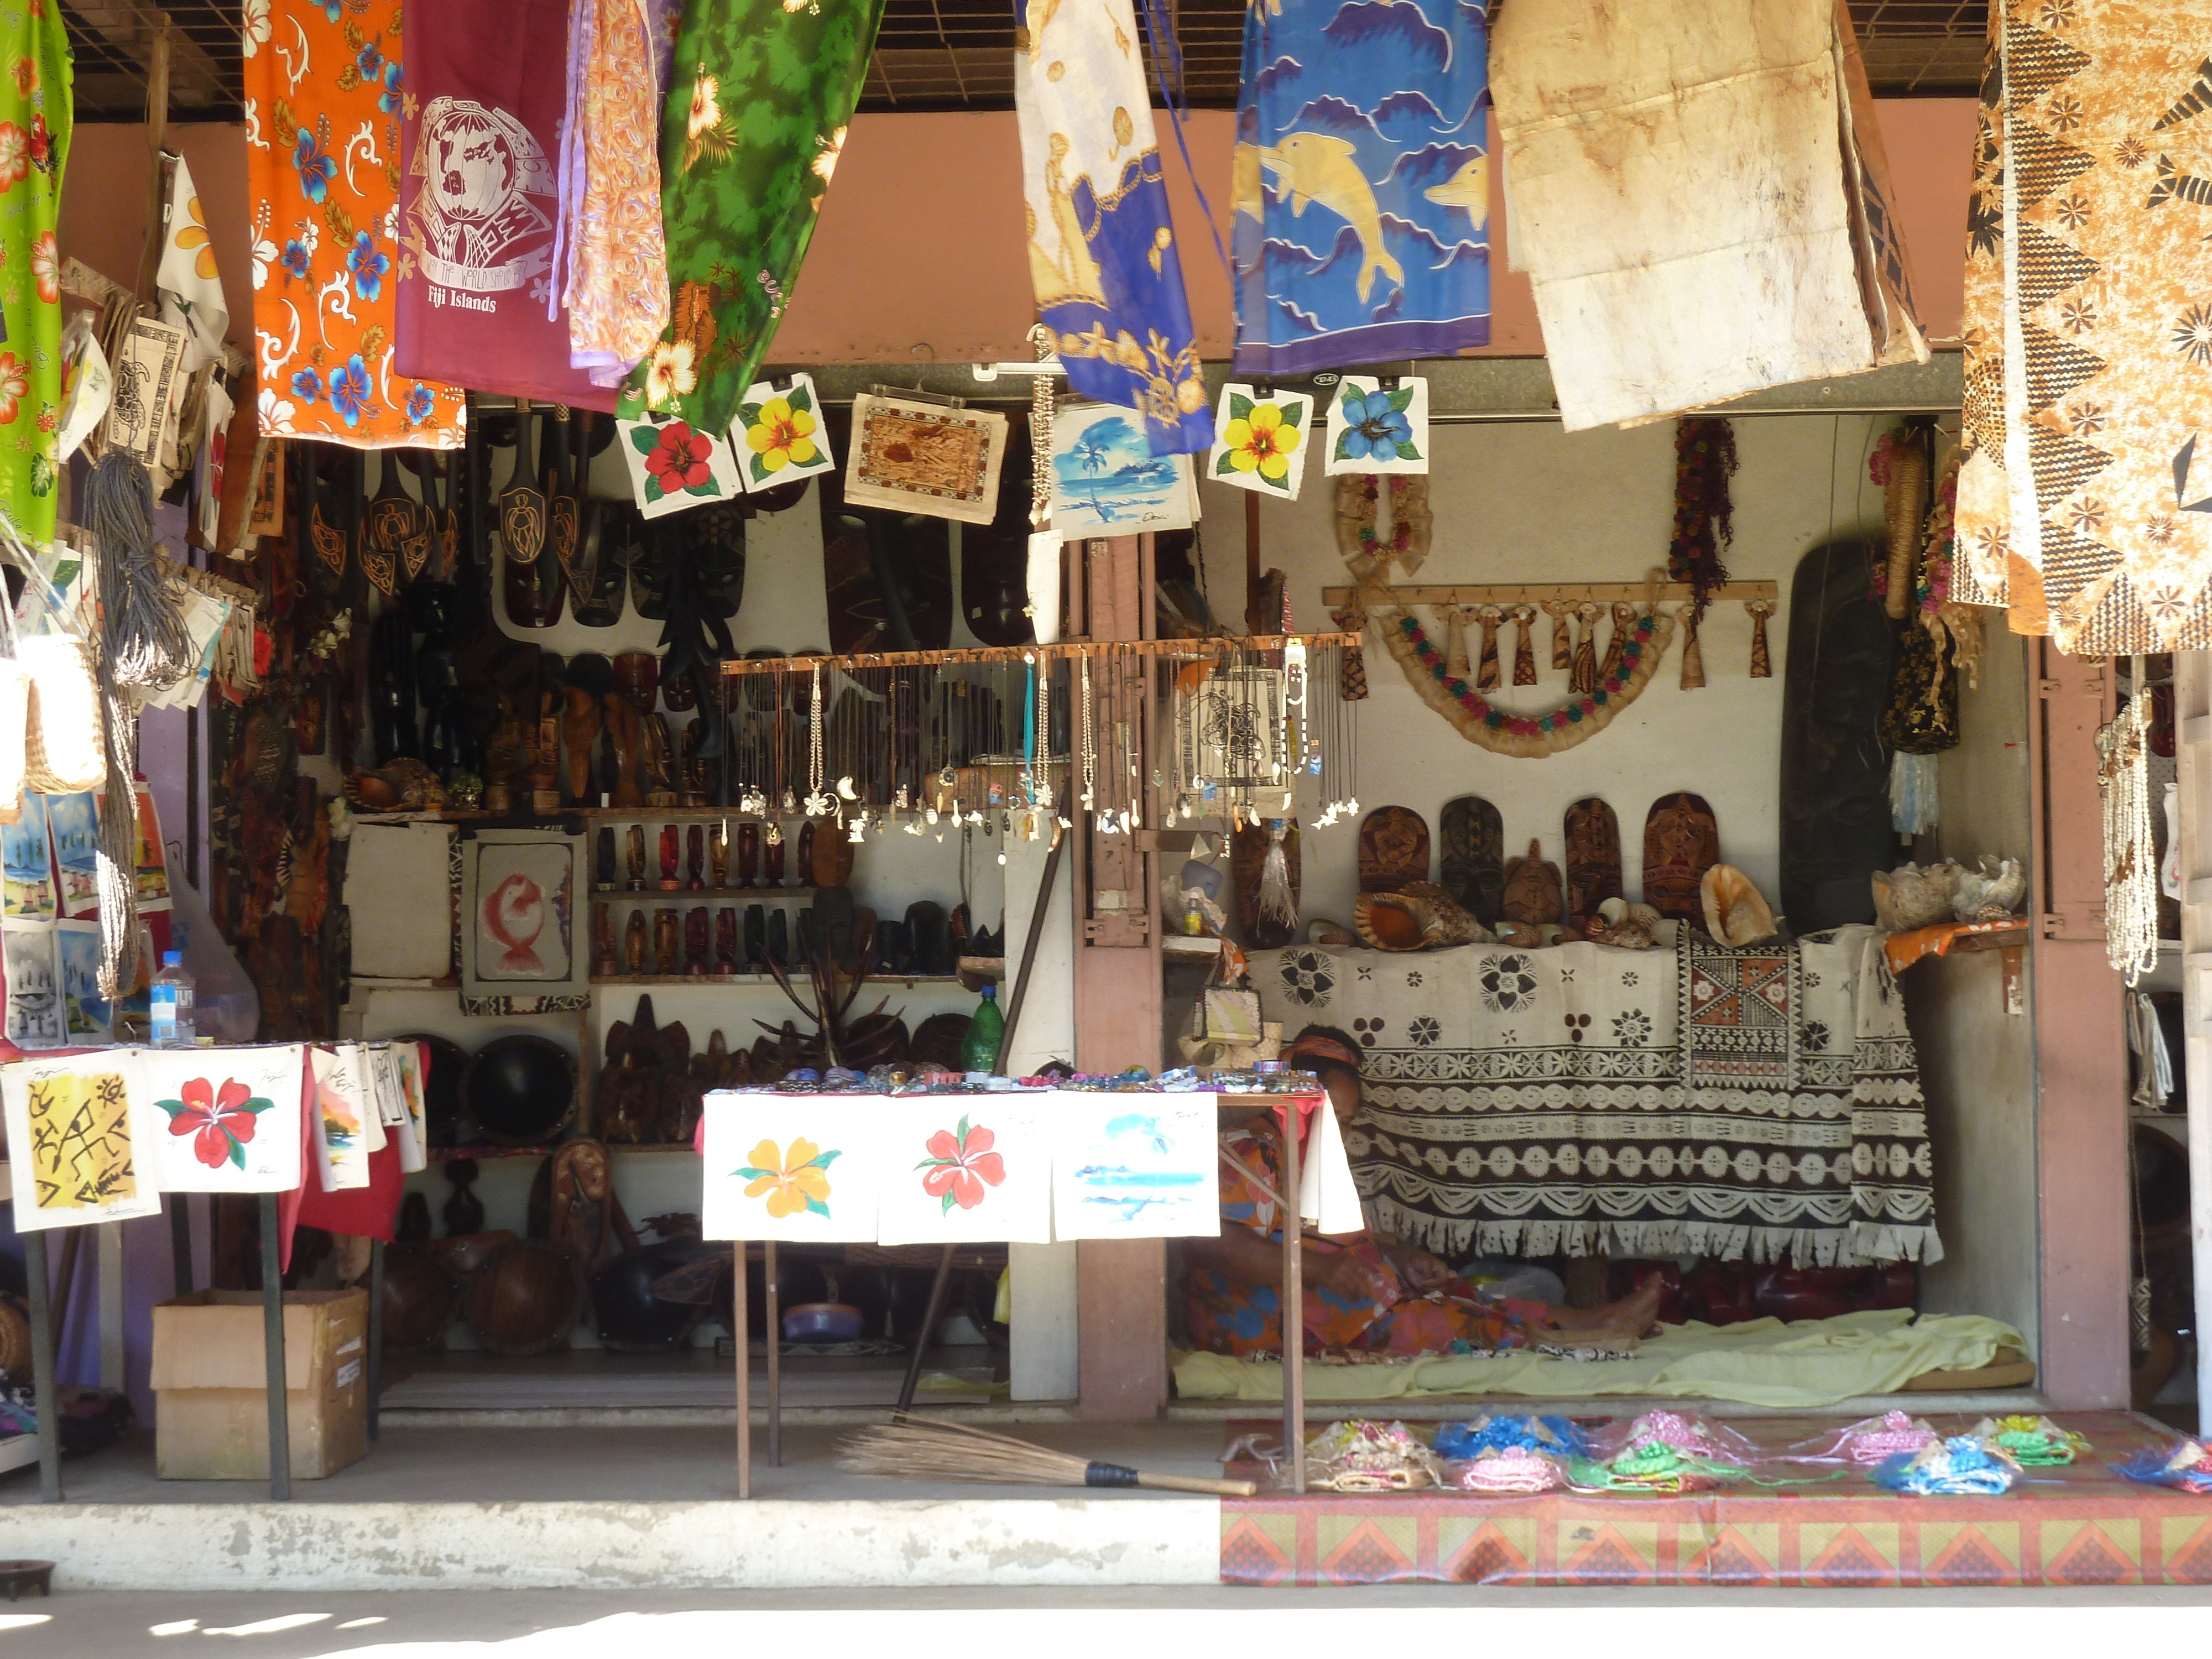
top-left (804, 664), bottom-right (831, 817)
top-left (2098, 655), bottom-right (2159, 984)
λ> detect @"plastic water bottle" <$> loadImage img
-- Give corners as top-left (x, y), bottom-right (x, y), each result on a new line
top-left (150, 951), bottom-right (197, 1048)
top-left (962, 983), bottom-right (1005, 1075)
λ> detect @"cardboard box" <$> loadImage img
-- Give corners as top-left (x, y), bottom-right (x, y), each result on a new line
top-left (150, 1288), bottom-right (369, 1480)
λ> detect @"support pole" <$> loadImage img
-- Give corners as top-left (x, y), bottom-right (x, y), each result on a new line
top-left (366, 1238), bottom-right (384, 1442)
top-left (895, 1245), bottom-right (957, 1420)
top-left (168, 1193), bottom-right (193, 1298)
top-left (23, 1232), bottom-right (59, 1503)
top-left (1281, 1101), bottom-right (1305, 1496)
top-left (733, 1242), bottom-right (750, 1498)
top-left (763, 1239), bottom-right (780, 1469)
top-left (257, 1192), bottom-right (290, 1501)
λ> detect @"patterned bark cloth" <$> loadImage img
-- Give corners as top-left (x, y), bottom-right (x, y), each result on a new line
top-left (1253, 925), bottom-right (1938, 1267)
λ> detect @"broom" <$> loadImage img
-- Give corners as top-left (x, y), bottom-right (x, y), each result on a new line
top-left (838, 1415), bottom-right (1258, 1497)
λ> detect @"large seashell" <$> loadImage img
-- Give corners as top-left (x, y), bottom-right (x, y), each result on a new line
top-left (1872, 862), bottom-right (1959, 932)
top-left (1700, 863), bottom-right (1777, 946)
top-left (1355, 883), bottom-right (1493, 952)
top-left (1306, 919), bottom-right (1359, 947)
top-left (1952, 855), bottom-right (2026, 922)
top-left (1493, 921), bottom-right (1544, 947)
top-left (1587, 896), bottom-right (1661, 950)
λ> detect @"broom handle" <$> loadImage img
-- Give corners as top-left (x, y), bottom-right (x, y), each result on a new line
top-left (1133, 1471), bottom-right (1260, 1498)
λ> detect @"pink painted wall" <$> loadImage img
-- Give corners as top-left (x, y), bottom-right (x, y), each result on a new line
top-left (55, 101), bottom-right (1975, 366)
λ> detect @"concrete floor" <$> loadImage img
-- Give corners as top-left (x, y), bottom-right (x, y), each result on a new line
top-left (4, 1588), bottom-right (2212, 1657)
top-left (0, 1420), bottom-right (1232, 1505)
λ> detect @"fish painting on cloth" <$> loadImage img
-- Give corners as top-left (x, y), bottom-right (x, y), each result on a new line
top-left (1208, 384), bottom-right (1312, 499)
top-left (1324, 375), bottom-right (1428, 475)
top-left (246, 0), bottom-right (467, 446)
top-left (875, 1095), bottom-right (1053, 1245)
top-left (396, 0), bottom-right (619, 411)
top-left (457, 827), bottom-right (586, 1000)
top-left (699, 1091), bottom-right (886, 1243)
top-left (1014, 0), bottom-right (1211, 456)
top-left (1233, 0), bottom-right (1491, 375)
top-left (2, 1050), bottom-right (163, 1230)
top-left (617, 0), bottom-right (886, 434)
top-left (143, 1045), bottom-right (305, 1193)
top-left (1050, 1095), bottom-right (1219, 1241)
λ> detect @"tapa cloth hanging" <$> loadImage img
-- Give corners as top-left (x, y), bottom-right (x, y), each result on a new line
top-left (1951, 0), bottom-right (2212, 653)
top-left (1014, 0), bottom-right (1212, 456)
top-left (395, 0), bottom-right (617, 411)
top-left (1489, 0), bottom-right (1926, 431)
top-left (1232, 0), bottom-right (1491, 375)
top-left (246, 0), bottom-right (467, 446)
top-left (0, 0), bottom-right (69, 541)
top-left (616, 0), bottom-right (885, 434)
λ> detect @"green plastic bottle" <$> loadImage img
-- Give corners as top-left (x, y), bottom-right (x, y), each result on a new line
top-left (962, 983), bottom-right (1006, 1074)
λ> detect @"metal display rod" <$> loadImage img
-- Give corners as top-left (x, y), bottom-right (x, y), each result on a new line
top-left (718, 634), bottom-right (1360, 677)
top-left (1321, 581), bottom-right (1778, 606)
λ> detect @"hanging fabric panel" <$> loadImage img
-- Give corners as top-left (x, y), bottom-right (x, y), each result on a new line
top-left (246, 0), bottom-right (467, 447)
top-left (1232, 0), bottom-right (1491, 376)
top-left (396, 0), bottom-right (617, 410)
top-left (0, 0), bottom-right (69, 539)
top-left (617, 0), bottom-right (886, 434)
top-left (1014, 0), bottom-right (1212, 456)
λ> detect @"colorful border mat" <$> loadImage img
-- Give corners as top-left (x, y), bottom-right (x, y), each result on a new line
top-left (1222, 1412), bottom-right (2212, 1586)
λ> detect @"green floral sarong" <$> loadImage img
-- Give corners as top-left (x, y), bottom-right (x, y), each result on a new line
top-left (0, 0), bottom-right (69, 541)
top-left (619, 0), bottom-right (885, 432)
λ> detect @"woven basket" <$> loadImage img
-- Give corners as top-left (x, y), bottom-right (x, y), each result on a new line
top-left (20, 635), bottom-right (105, 794)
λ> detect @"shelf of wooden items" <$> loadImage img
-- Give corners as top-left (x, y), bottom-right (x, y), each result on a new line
top-left (588, 968), bottom-right (996, 988)
top-left (593, 886), bottom-right (818, 901)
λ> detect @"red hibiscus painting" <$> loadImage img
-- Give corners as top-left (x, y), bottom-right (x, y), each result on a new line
top-left (638, 420), bottom-right (715, 501)
top-left (158, 1077), bottom-right (276, 1170)
top-left (915, 1115), bottom-right (1005, 1213)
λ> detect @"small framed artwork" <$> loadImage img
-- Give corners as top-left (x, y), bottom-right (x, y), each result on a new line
top-left (102, 317), bottom-right (188, 469)
top-left (618, 416), bottom-right (743, 519)
top-left (844, 393), bottom-right (1008, 525)
top-left (45, 792), bottom-right (100, 920)
top-left (1048, 403), bottom-right (1197, 537)
top-left (700, 1092), bottom-right (887, 1243)
top-left (133, 783), bottom-right (171, 913)
top-left (2, 924), bottom-right (62, 1049)
top-left (55, 920), bottom-right (108, 1040)
top-left (1207, 384), bottom-right (1311, 500)
top-left (1323, 376), bottom-right (1428, 476)
top-left (1, 794), bottom-right (53, 924)
top-left (309, 1044), bottom-right (373, 1192)
top-left (457, 826), bottom-right (588, 1004)
top-left (732, 373), bottom-right (836, 492)
top-left (1176, 665), bottom-right (1287, 790)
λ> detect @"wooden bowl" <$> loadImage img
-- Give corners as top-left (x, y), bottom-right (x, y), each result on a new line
top-left (462, 1239), bottom-right (584, 1358)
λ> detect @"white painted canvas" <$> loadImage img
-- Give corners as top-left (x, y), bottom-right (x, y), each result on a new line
top-left (617, 415), bottom-right (743, 520)
top-left (1048, 403), bottom-right (1196, 538)
top-left (344, 823), bottom-right (455, 980)
top-left (732, 373), bottom-right (836, 492)
top-left (874, 1095), bottom-right (1053, 1246)
top-left (389, 1041), bottom-right (430, 1175)
top-left (1050, 1094), bottom-right (1219, 1240)
top-left (1, 794), bottom-right (53, 922)
top-left (45, 793), bottom-right (100, 920)
top-left (2, 922), bottom-right (62, 1048)
top-left (1206, 384), bottom-right (1313, 501)
top-left (308, 1045), bottom-right (373, 1191)
top-left (54, 920), bottom-right (108, 1041)
top-left (1323, 377), bottom-right (1430, 476)
top-left (142, 1044), bottom-right (305, 1194)
top-left (699, 1092), bottom-right (886, 1243)
top-left (2, 1050), bottom-right (164, 1229)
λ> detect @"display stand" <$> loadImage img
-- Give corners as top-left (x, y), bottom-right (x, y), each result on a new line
top-left (257, 1192), bottom-right (290, 1502)
top-left (1215, 1093), bottom-right (1319, 1495)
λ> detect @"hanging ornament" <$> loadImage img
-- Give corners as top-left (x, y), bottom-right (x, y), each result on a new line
top-left (1331, 602), bottom-right (1369, 701)
top-left (1668, 416), bottom-right (1738, 627)
top-left (1542, 601), bottom-right (1573, 671)
top-left (2098, 658), bottom-right (2159, 984)
top-left (1570, 602), bottom-right (1600, 695)
top-left (1678, 604), bottom-right (1707, 690)
top-left (1745, 599), bottom-right (1774, 679)
top-left (1475, 604), bottom-right (1503, 691)
top-left (1509, 603), bottom-right (1538, 686)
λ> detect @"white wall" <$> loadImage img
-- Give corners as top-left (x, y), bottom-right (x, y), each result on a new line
top-left (1193, 415), bottom-right (1895, 926)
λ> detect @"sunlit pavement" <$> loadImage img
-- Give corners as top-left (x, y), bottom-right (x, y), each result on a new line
top-left (2, 1589), bottom-right (2211, 1657)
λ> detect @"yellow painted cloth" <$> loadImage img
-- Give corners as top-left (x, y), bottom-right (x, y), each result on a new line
top-left (1173, 1310), bottom-right (2025, 1410)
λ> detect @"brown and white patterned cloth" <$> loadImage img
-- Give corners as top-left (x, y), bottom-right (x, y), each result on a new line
top-left (1253, 925), bottom-right (1938, 1269)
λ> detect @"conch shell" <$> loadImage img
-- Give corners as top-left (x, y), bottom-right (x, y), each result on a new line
top-left (1700, 864), bottom-right (1777, 946)
top-left (1871, 861), bottom-right (1962, 932)
top-left (1354, 882), bottom-right (1494, 952)
top-left (1306, 919), bottom-right (1359, 947)
top-left (1494, 921), bottom-right (1543, 947)
top-left (1587, 897), bottom-right (1662, 950)
top-left (1951, 855), bottom-right (2026, 922)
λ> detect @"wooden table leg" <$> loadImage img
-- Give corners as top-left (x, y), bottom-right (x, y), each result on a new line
top-left (734, 1243), bottom-right (750, 1499)
top-left (895, 1244), bottom-right (957, 1419)
top-left (258, 1193), bottom-right (291, 1503)
top-left (366, 1238), bottom-right (384, 1443)
top-left (764, 1240), bottom-right (781, 1469)
top-left (23, 1232), bottom-right (59, 1504)
top-left (1282, 1102), bottom-right (1305, 1496)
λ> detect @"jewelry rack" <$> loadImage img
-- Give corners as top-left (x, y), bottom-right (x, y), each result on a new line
top-left (1319, 582), bottom-right (1776, 606)
top-left (715, 634), bottom-right (1361, 676)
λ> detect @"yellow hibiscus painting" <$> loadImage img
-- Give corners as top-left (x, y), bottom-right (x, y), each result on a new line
top-left (734, 372), bottom-right (833, 488)
top-left (1210, 387), bottom-right (1307, 498)
top-left (738, 1135), bottom-right (839, 1219)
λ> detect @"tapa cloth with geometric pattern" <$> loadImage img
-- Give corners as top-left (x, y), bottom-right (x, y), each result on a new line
top-left (1253, 924), bottom-right (1938, 1269)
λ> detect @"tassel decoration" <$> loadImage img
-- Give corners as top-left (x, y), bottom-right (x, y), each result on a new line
top-left (1259, 820), bottom-right (1296, 929)
top-left (1746, 599), bottom-right (1774, 679)
top-left (1475, 604), bottom-right (1503, 691)
top-left (1509, 603), bottom-right (1538, 686)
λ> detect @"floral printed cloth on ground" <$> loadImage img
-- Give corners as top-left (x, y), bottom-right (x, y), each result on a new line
top-left (0, 0), bottom-right (69, 540)
top-left (1232, 0), bottom-right (1491, 375)
top-left (395, 0), bottom-right (617, 410)
top-left (617, 0), bottom-right (885, 434)
top-left (1950, 0), bottom-right (2212, 651)
top-left (1251, 925), bottom-right (1940, 1267)
top-left (246, 0), bottom-right (466, 446)
top-left (1014, 0), bottom-right (1211, 456)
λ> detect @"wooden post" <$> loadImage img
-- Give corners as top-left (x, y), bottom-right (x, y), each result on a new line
top-left (168, 1193), bottom-right (194, 1298)
top-left (1281, 1100), bottom-right (1305, 1495)
top-left (366, 1238), bottom-right (384, 1442)
top-left (23, 1232), bottom-right (59, 1503)
top-left (764, 1239), bottom-right (780, 1469)
top-left (733, 1243), bottom-right (750, 1498)
top-left (257, 1192), bottom-right (290, 1501)
top-left (132, 15), bottom-right (173, 305)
